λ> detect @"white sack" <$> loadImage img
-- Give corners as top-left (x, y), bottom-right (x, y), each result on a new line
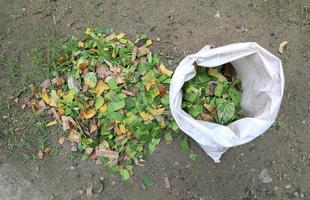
top-left (169, 42), bottom-right (284, 162)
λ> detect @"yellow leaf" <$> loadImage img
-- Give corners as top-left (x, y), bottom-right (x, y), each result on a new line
top-left (85, 147), bottom-right (94, 155)
top-left (116, 32), bottom-right (125, 40)
top-left (42, 88), bottom-right (51, 105)
top-left (46, 120), bottom-right (57, 127)
top-left (146, 39), bottom-right (153, 47)
top-left (50, 90), bottom-right (59, 107)
top-left (139, 111), bottom-right (154, 121)
top-left (95, 80), bottom-right (109, 97)
top-left (67, 130), bottom-right (80, 142)
top-left (148, 107), bottom-right (165, 116)
top-left (160, 119), bottom-right (166, 128)
top-left (119, 124), bottom-right (126, 134)
top-left (80, 109), bottom-right (97, 119)
top-left (100, 103), bottom-right (107, 113)
top-left (145, 79), bottom-right (156, 91)
top-left (89, 124), bottom-right (97, 133)
top-left (85, 28), bottom-right (91, 35)
top-left (78, 41), bottom-right (85, 48)
top-left (159, 63), bottom-right (173, 77)
top-left (105, 33), bottom-right (116, 41)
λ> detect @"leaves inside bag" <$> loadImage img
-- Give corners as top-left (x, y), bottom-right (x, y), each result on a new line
top-left (182, 63), bottom-right (244, 125)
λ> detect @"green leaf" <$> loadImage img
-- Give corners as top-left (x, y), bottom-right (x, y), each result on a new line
top-left (84, 72), bottom-right (97, 88)
top-left (189, 153), bottom-right (197, 161)
top-left (107, 78), bottom-right (118, 90)
top-left (185, 92), bottom-right (198, 103)
top-left (216, 99), bottom-right (235, 124)
top-left (228, 86), bottom-right (241, 107)
top-left (180, 137), bottom-right (189, 151)
top-left (108, 100), bottom-right (125, 111)
top-left (188, 104), bottom-right (203, 118)
top-left (120, 169), bottom-right (130, 180)
top-left (148, 138), bottom-right (161, 154)
top-left (164, 132), bottom-right (173, 142)
top-left (214, 83), bottom-right (224, 97)
top-left (142, 175), bottom-right (154, 187)
top-left (63, 89), bottom-right (75, 104)
top-left (95, 96), bottom-right (104, 109)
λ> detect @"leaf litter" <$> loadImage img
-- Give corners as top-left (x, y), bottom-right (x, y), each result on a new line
top-left (26, 28), bottom-right (179, 180)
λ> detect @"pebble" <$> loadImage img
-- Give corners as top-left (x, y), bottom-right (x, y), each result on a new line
top-left (214, 11), bottom-right (221, 18)
top-left (285, 184), bottom-right (291, 189)
top-left (69, 166), bottom-right (75, 170)
top-left (293, 190), bottom-right (304, 199)
top-left (258, 169), bottom-right (273, 183)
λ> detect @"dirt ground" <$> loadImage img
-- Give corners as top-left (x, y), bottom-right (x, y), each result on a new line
top-left (0, 0), bottom-right (309, 200)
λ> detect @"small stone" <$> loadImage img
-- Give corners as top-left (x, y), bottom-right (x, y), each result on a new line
top-left (270, 32), bottom-right (276, 36)
top-left (86, 187), bottom-right (94, 198)
top-left (258, 169), bottom-right (272, 183)
top-left (293, 190), bottom-right (304, 199)
top-left (22, 8), bottom-right (26, 12)
top-left (285, 184), bottom-right (291, 189)
top-left (214, 11), bottom-right (221, 18)
top-left (77, 189), bottom-right (83, 195)
top-left (70, 142), bottom-right (77, 152)
top-left (69, 166), bottom-right (75, 170)
top-left (168, 60), bottom-right (173, 66)
top-left (302, 120), bottom-right (305, 124)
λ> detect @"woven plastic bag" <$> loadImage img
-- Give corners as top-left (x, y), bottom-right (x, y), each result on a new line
top-left (169, 42), bottom-right (284, 162)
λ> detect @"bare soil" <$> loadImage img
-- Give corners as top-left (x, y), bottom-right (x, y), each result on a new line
top-left (0, 0), bottom-right (309, 200)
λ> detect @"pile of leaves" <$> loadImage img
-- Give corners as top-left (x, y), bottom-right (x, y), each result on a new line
top-left (182, 63), bottom-right (243, 125)
top-left (26, 28), bottom-right (179, 180)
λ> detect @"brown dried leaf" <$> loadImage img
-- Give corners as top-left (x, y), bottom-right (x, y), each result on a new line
top-left (121, 89), bottom-right (135, 96)
top-left (61, 116), bottom-right (77, 131)
top-left (40, 79), bottom-right (51, 89)
top-left (279, 41), bottom-right (288, 54)
top-left (58, 136), bottom-right (65, 145)
top-left (15, 126), bottom-right (26, 132)
top-left (158, 84), bottom-right (167, 97)
top-left (96, 65), bottom-right (109, 78)
top-left (78, 63), bottom-right (88, 72)
top-left (46, 120), bottom-right (57, 127)
top-left (78, 41), bottom-right (85, 48)
top-left (80, 109), bottom-right (97, 119)
top-left (38, 150), bottom-right (44, 160)
top-left (134, 158), bottom-right (145, 167)
top-left (43, 147), bottom-right (51, 154)
top-left (85, 147), bottom-right (94, 155)
top-left (95, 148), bottom-right (119, 159)
top-left (67, 130), bottom-right (80, 142)
top-left (116, 76), bottom-right (125, 84)
top-left (51, 77), bottom-right (65, 86)
top-left (131, 47), bottom-right (137, 62)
